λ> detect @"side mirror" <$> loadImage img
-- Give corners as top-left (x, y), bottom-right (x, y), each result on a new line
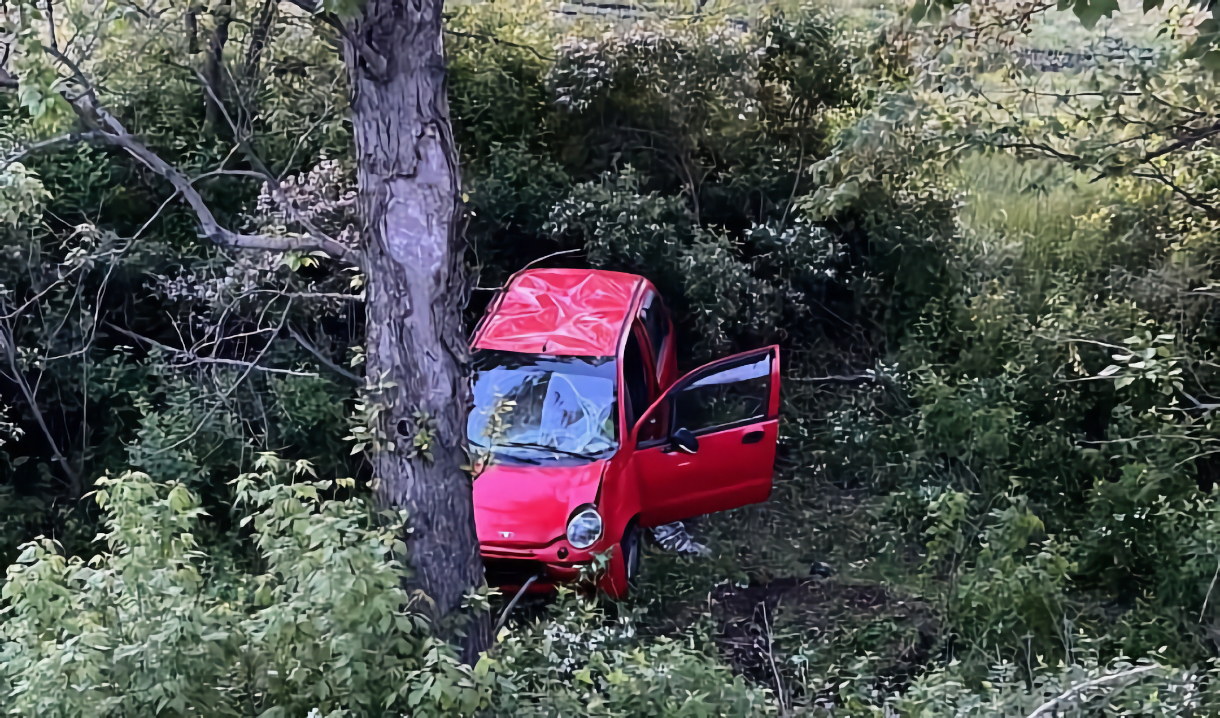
top-left (671, 427), bottom-right (699, 455)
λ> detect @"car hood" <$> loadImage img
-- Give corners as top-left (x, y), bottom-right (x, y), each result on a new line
top-left (473, 460), bottom-right (606, 547)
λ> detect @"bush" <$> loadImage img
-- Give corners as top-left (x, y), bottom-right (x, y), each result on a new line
top-left (0, 457), bottom-right (492, 717)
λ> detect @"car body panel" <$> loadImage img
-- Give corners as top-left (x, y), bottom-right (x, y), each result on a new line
top-left (473, 460), bottom-right (606, 547)
top-left (472, 268), bottom-right (643, 356)
top-left (630, 346), bottom-right (781, 526)
top-left (631, 419), bottom-right (778, 526)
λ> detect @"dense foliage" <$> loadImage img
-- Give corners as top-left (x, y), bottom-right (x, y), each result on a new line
top-left (8, 0), bottom-right (1220, 714)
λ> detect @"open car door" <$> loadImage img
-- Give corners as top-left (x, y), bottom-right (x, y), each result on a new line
top-left (630, 346), bottom-right (780, 527)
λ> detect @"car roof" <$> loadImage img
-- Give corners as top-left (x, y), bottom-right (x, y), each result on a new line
top-left (472, 268), bottom-right (644, 357)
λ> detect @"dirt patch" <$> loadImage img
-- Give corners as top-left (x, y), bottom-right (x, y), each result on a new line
top-left (652, 576), bottom-right (940, 693)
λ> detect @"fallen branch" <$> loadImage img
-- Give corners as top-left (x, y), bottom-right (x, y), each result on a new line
top-left (494, 574), bottom-right (540, 634)
top-left (1026, 664), bottom-right (1159, 718)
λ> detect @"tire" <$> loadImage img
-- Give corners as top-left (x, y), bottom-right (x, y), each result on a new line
top-left (623, 522), bottom-right (641, 585)
top-left (599, 520), bottom-right (641, 599)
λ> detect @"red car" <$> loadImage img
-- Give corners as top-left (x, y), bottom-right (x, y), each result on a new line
top-left (467, 268), bottom-right (780, 598)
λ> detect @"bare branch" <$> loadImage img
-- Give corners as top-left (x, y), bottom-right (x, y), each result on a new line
top-left (106, 322), bottom-right (318, 377)
top-left (148, 304), bottom-right (293, 456)
top-left (472, 249), bottom-right (583, 291)
top-left (287, 324), bottom-right (361, 382)
top-left (444, 29), bottom-right (555, 62)
top-left (243, 0), bottom-right (279, 79)
top-left (0, 314), bottom-right (81, 494)
top-left (36, 42), bottom-right (363, 265)
top-left (193, 67), bottom-right (353, 257)
top-left (788, 373), bottom-right (877, 382)
top-left (60, 87), bottom-right (363, 263)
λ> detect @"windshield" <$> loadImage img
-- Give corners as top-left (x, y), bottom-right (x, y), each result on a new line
top-left (468, 350), bottom-right (618, 464)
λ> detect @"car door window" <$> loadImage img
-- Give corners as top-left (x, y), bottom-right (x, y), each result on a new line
top-left (672, 353), bottom-right (771, 435)
top-left (638, 291), bottom-right (670, 368)
top-left (622, 326), bottom-right (651, 432)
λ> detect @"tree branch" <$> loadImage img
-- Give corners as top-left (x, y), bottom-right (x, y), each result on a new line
top-left (55, 82), bottom-right (363, 264)
top-left (192, 67), bottom-right (356, 259)
top-left (1139, 118), bottom-right (1220, 165)
top-left (106, 323), bottom-right (318, 376)
top-left (1026, 664), bottom-right (1159, 718)
top-left (287, 324), bottom-right (361, 383)
top-left (444, 29), bottom-right (555, 62)
top-left (1132, 168), bottom-right (1220, 219)
top-left (37, 41), bottom-right (361, 264)
top-left (1, 131), bottom-right (102, 171)
top-left (319, 12), bottom-right (387, 78)
top-left (0, 316), bottom-right (81, 495)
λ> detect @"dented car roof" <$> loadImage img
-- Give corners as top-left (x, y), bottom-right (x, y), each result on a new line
top-left (472, 268), bottom-right (643, 356)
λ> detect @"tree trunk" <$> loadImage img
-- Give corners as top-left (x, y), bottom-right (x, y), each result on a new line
top-left (342, 0), bottom-right (487, 656)
top-left (202, 10), bottom-right (230, 132)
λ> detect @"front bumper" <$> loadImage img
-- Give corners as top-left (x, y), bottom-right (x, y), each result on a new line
top-left (481, 538), bottom-right (600, 591)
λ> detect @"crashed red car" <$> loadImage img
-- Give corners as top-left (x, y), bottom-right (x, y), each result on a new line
top-left (467, 268), bottom-right (780, 598)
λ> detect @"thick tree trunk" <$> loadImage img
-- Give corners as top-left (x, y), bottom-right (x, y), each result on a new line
top-left (342, 0), bottom-right (487, 655)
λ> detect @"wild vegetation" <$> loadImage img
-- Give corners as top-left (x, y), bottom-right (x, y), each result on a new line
top-left (6, 0), bottom-right (1220, 714)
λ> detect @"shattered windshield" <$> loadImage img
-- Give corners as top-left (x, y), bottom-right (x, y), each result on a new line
top-left (468, 350), bottom-right (618, 464)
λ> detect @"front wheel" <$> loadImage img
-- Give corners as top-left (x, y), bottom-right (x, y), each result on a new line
top-left (599, 521), bottom-right (641, 599)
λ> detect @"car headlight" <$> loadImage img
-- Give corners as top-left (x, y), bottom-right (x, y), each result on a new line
top-left (566, 506), bottom-right (603, 549)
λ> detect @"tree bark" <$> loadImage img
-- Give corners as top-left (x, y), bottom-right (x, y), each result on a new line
top-left (341, 0), bottom-right (487, 656)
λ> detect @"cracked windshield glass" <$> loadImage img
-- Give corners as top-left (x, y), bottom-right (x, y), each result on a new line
top-left (468, 351), bottom-right (618, 464)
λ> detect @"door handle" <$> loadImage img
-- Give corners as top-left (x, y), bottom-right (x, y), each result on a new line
top-left (742, 430), bottom-right (764, 444)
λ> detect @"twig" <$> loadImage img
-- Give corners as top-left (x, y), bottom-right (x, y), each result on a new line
top-left (0, 317), bottom-right (81, 494)
top-left (522, 248), bottom-right (581, 271)
top-left (287, 324), bottom-right (360, 383)
top-left (45, 0), bottom-right (59, 52)
top-left (106, 323), bottom-right (317, 376)
top-left (1026, 664), bottom-right (1158, 718)
top-left (779, 138), bottom-right (805, 230)
top-left (444, 29), bottom-right (555, 62)
top-left (760, 602), bottom-right (788, 715)
top-left (494, 575), bottom-right (540, 634)
top-left (474, 249), bottom-right (583, 291)
top-left (1201, 558), bottom-right (1220, 622)
top-left (148, 305), bottom-right (293, 455)
top-left (1033, 334), bottom-right (1130, 353)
